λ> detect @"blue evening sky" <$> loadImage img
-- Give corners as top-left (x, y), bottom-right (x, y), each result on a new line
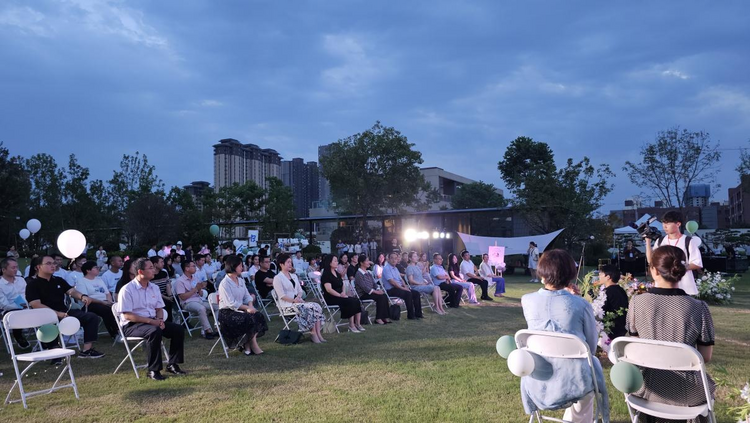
top-left (2, 1), bottom-right (749, 212)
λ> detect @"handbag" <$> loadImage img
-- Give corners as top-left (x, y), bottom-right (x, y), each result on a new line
top-left (360, 308), bottom-right (370, 325)
top-left (276, 329), bottom-right (303, 345)
top-left (389, 304), bottom-right (401, 321)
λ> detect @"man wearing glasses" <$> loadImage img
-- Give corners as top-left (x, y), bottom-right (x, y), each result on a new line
top-left (26, 256), bottom-right (105, 359)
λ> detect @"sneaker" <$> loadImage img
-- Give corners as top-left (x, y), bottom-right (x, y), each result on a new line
top-left (78, 348), bottom-right (105, 359)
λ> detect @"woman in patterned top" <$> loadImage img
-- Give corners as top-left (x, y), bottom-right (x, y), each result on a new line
top-left (627, 245), bottom-right (715, 423)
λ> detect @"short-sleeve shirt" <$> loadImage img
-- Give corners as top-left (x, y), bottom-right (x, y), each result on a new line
top-left (26, 275), bottom-right (72, 313)
top-left (381, 264), bottom-right (403, 290)
top-left (346, 264), bottom-right (357, 281)
top-left (603, 284), bottom-right (629, 339)
top-left (174, 274), bottom-right (202, 304)
top-left (406, 264), bottom-right (426, 284)
top-left (151, 270), bottom-right (170, 296)
top-left (652, 235), bottom-right (702, 295)
top-left (76, 277), bottom-right (110, 302)
top-left (118, 279), bottom-right (165, 326)
top-left (459, 260), bottom-right (476, 279)
top-left (254, 269), bottom-right (276, 299)
top-left (627, 288), bottom-right (714, 346)
top-left (101, 269), bottom-right (123, 293)
top-left (321, 270), bottom-right (345, 299)
top-left (430, 264), bottom-right (449, 283)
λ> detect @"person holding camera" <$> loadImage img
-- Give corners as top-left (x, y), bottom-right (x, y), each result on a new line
top-left (644, 211), bottom-right (701, 295)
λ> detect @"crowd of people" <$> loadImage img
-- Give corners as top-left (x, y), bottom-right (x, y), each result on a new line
top-left (2, 242), bottom-right (506, 381)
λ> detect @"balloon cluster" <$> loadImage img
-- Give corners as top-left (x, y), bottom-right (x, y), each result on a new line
top-left (496, 335), bottom-right (537, 377)
top-left (18, 219), bottom-right (42, 240)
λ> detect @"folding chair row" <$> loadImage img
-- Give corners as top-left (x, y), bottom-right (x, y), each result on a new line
top-left (111, 303), bottom-right (170, 379)
top-left (307, 279), bottom-right (345, 333)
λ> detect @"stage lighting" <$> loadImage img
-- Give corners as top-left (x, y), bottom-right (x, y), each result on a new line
top-left (404, 228), bottom-right (417, 243)
top-left (419, 231), bottom-right (429, 239)
top-left (439, 232), bottom-right (445, 239)
top-left (432, 232), bottom-right (439, 239)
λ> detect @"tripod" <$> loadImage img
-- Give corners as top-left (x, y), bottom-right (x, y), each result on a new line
top-left (577, 240), bottom-right (588, 281)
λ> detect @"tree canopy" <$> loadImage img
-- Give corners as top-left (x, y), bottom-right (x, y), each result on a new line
top-left (450, 181), bottom-right (507, 210)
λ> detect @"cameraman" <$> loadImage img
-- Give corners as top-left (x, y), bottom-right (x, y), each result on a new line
top-left (644, 211), bottom-right (701, 295)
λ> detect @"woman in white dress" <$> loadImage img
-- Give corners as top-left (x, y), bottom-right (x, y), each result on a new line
top-left (272, 253), bottom-right (327, 344)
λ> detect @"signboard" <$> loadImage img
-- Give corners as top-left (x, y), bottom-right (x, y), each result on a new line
top-left (248, 230), bottom-right (259, 247)
top-left (488, 246), bottom-right (506, 267)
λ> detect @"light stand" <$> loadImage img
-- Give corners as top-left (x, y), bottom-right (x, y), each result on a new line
top-left (577, 239), bottom-right (588, 281)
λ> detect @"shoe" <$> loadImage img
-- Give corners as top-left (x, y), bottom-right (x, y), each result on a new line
top-left (203, 332), bottom-right (217, 340)
top-left (16, 338), bottom-right (30, 349)
top-left (166, 364), bottom-right (187, 375)
top-left (244, 350), bottom-right (253, 356)
top-left (416, 315), bottom-right (424, 319)
top-left (147, 371), bottom-right (166, 381)
top-left (494, 293), bottom-right (504, 297)
top-left (349, 326), bottom-right (361, 333)
top-left (356, 325), bottom-right (366, 331)
top-left (79, 348), bottom-right (105, 359)
top-left (482, 296), bottom-right (494, 301)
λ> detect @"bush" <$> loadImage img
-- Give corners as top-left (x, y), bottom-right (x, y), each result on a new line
top-left (695, 272), bottom-right (736, 304)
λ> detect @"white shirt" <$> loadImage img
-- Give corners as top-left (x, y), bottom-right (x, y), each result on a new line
top-left (459, 260), bottom-right (477, 279)
top-left (370, 241), bottom-right (377, 250)
top-left (101, 269), bottom-right (123, 293)
top-left (54, 268), bottom-right (68, 279)
top-left (23, 266), bottom-right (30, 278)
top-left (528, 247), bottom-right (539, 269)
top-left (175, 249), bottom-right (185, 256)
top-left (0, 275), bottom-right (27, 311)
top-left (147, 249), bottom-right (158, 258)
top-left (354, 244), bottom-right (362, 254)
top-left (66, 270), bottom-right (84, 287)
top-left (76, 277), bottom-right (110, 302)
top-left (653, 235), bottom-right (702, 295)
top-left (195, 265), bottom-right (208, 283)
top-left (292, 257), bottom-right (307, 272)
top-left (479, 262), bottom-right (494, 279)
top-left (96, 250), bottom-right (107, 262)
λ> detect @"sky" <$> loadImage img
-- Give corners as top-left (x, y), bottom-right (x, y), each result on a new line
top-left (2, 0), bottom-right (750, 213)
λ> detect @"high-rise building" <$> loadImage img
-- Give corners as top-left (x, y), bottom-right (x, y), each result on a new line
top-left (213, 138), bottom-right (282, 190)
top-left (281, 158), bottom-right (320, 218)
top-left (685, 184), bottom-right (711, 208)
top-left (317, 143), bottom-right (332, 205)
top-left (183, 181), bottom-right (212, 209)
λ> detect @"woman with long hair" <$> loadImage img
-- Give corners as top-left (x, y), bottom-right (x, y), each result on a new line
top-left (218, 254), bottom-right (268, 356)
top-left (321, 254), bottom-right (364, 333)
top-left (272, 253), bottom-right (327, 343)
top-left (114, 258), bottom-right (137, 296)
top-left (372, 253), bottom-right (386, 281)
top-left (447, 253), bottom-right (478, 304)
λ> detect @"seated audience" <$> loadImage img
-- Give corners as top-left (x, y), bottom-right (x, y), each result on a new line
top-left (174, 260), bottom-right (217, 339)
top-left (77, 261), bottom-right (118, 337)
top-left (292, 251), bottom-right (307, 273)
top-left (53, 253), bottom-right (68, 279)
top-left (429, 254), bottom-right (463, 308)
top-left (0, 257), bottom-right (30, 348)
top-left (218, 255), bottom-right (267, 356)
top-left (627, 245), bottom-right (715, 423)
top-left (26, 255), bottom-right (105, 359)
top-left (447, 253), bottom-right (478, 304)
top-left (115, 259), bottom-right (137, 295)
top-left (150, 256), bottom-right (174, 322)
top-left (479, 253), bottom-right (505, 297)
top-left (460, 250), bottom-right (492, 301)
top-left (254, 256), bottom-right (276, 299)
top-left (598, 264), bottom-right (628, 340)
top-left (383, 252), bottom-right (423, 320)
top-left (346, 253), bottom-right (359, 282)
top-left (171, 253), bottom-right (184, 277)
top-left (406, 251), bottom-right (446, 315)
top-left (101, 255), bottom-right (123, 294)
top-left (65, 255), bottom-right (86, 287)
top-left (520, 249), bottom-right (609, 423)
top-left (353, 254), bottom-right (391, 324)
top-left (336, 253), bottom-right (349, 279)
top-left (321, 254), bottom-right (364, 332)
top-left (164, 255), bottom-right (176, 278)
top-left (118, 258), bottom-right (186, 380)
top-left (372, 253), bottom-right (386, 281)
top-left (272, 254), bottom-right (327, 343)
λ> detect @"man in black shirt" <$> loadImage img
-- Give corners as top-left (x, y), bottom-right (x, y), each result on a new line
top-left (346, 254), bottom-right (358, 282)
top-left (254, 256), bottom-right (276, 299)
top-left (26, 255), bottom-right (105, 358)
top-left (599, 264), bottom-right (629, 340)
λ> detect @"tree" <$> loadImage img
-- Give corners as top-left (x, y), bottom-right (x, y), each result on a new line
top-left (624, 127), bottom-right (721, 209)
top-left (498, 136), bottom-right (614, 247)
top-left (0, 143), bottom-right (31, 247)
top-left (25, 153), bottom-right (66, 238)
top-left (450, 181), bottom-right (507, 209)
top-left (259, 177), bottom-right (296, 238)
top-left (320, 122), bottom-right (439, 227)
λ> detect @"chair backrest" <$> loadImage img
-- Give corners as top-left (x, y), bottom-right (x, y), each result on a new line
top-left (207, 292), bottom-right (219, 306)
top-left (270, 290), bottom-right (295, 316)
top-left (515, 330), bottom-right (591, 359)
top-left (3, 308), bottom-right (58, 330)
top-left (609, 337), bottom-right (705, 372)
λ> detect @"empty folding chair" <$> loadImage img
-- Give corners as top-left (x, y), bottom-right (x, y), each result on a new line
top-left (609, 337), bottom-right (716, 423)
top-left (111, 302), bottom-right (170, 379)
top-left (3, 308), bottom-right (79, 409)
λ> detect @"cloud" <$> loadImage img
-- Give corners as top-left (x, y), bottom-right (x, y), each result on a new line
top-left (0, 6), bottom-right (50, 36)
top-left (319, 33), bottom-right (393, 97)
top-left (198, 99), bottom-right (223, 107)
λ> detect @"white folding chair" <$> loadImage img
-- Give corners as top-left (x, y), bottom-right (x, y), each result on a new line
top-left (513, 329), bottom-right (603, 423)
top-left (348, 280), bottom-right (374, 324)
top-left (379, 281), bottom-right (407, 315)
top-left (3, 309), bottom-right (79, 409)
top-left (270, 290), bottom-right (308, 341)
top-left (309, 280), bottom-right (345, 333)
top-left (206, 293), bottom-right (247, 358)
top-left (171, 279), bottom-right (203, 337)
top-left (111, 303), bottom-right (170, 379)
top-left (608, 337), bottom-right (716, 423)
top-left (250, 277), bottom-right (278, 321)
top-left (405, 279), bottom-right (437, 313)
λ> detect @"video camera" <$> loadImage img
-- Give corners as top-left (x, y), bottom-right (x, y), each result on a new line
top-left (630, 216), bottom-right (661, 241)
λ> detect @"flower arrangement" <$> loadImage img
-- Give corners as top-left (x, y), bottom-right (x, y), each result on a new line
top-left (714, 366), bottom-right (750, 422)
top-left (695, 272), bottom-right (736, 304)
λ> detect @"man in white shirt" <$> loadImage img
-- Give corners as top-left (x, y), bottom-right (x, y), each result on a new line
top-left (645, 211), bottom-right (702, 295)
top-left (459, 250), bottom-right (493, 301)
top-left (101, 255), bottom-right (124, 294)
top-left (174, 260), bottom-right (216, 339)
top-left (65, 256), bottom-right (87, 287)
top-left (175, 241), bottom-right (186, 256)
top-left (53, 253), bottom-right (68, 279)
top-left (292, 251), bottom-right (307, 273)
top-left (147, 244), bottom-right (158, 258)
top-left (0, 258), bottom-right (30, 348)
top-left (369, 239), bottom-right (377, 259)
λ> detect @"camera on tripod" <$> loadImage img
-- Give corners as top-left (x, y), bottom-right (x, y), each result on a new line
top-left (631, 216), bottom-right (661, 241)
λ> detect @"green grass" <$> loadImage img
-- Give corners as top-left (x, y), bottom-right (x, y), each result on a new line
top-left (1, 273), bottom-right (748, 422)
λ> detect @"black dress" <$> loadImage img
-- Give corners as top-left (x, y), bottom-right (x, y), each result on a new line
top-left (321, 270), bottom-right (361, 319)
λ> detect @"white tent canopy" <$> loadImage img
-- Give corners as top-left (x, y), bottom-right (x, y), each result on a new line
top-left (614, 213), bottom-right (663, 235)
top-left (457, 229), bottom-right (564, 256)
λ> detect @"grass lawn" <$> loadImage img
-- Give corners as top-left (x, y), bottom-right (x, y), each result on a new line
top-left (1, 272), bottom-right (748, 422)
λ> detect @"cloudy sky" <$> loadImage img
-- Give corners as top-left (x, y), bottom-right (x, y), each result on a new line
top-left (2, 0), bottom-right (749, 212)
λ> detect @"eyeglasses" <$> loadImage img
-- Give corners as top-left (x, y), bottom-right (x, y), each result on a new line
top-left (42, 262), bottom-right (55, 266)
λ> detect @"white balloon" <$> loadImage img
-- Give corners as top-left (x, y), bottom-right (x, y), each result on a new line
top-left (233, 239), bottom-right (241, 247)
top-left (19, 229), bottom-right (30, 240)
top-left (26, 219), bottom-right (42, 234)
top-left (57, 229), bottom-right (87, 259)
top-left (507, 349), bottom-right (536, 377)
top-left (58, 316), bottom-right (81, 336)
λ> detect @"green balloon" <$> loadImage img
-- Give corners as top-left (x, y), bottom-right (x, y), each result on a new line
top-left (36, 323), bottom-right (59, 343)
top-left (685, 220), bottom-right (699, 234)
top-left (209, 225), bottom-right (220, 236)
top-left (496, 335), bottom-right (517, 359)
top-left (610, 361), bottom-right (643, 393)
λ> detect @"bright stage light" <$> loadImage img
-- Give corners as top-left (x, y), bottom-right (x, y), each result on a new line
top-left (439, 232), bottom-right (445, 239)
top-left (404, 228), bottom-right (417, 243)
top-left (432, 232), bottom-right (439, 239)
top-left (446, 233), bottom-right (451, 239)
top-left (419, 231), bottom-right (429, 239)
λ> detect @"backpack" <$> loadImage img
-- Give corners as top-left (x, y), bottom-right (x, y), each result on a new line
top-left (658, 235), bottom-right (692, 263)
